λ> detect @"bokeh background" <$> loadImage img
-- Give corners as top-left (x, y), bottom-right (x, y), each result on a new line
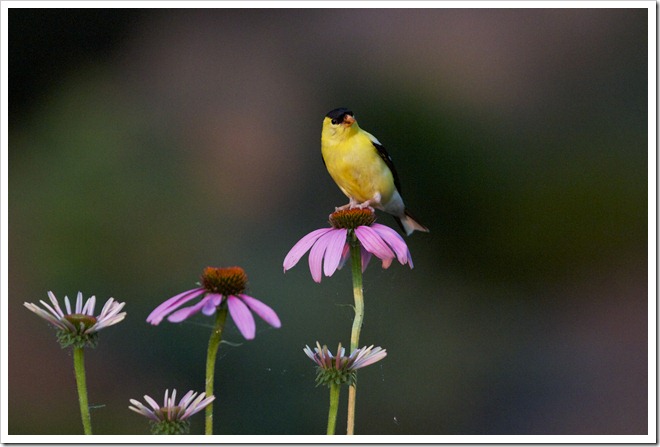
top-left (8, 7), bottom-right (649, 435)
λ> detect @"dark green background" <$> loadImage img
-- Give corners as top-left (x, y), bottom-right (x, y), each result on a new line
top-left (9, 8), bottom-right (648, 435)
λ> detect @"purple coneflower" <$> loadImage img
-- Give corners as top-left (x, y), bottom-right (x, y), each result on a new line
top-left (147, 266), bottom-right (280, 340)
top-left (129, 389), bottom-right (215, 435)
top-left (304, 341), bottom-right (387, 387)
top-left (283, 208), bottom-right (413, 282)
top-left (24, 291), bottom-right (126, 348)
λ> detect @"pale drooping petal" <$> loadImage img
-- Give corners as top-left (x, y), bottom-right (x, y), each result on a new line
top-left (227, 295), bottom-right (256, 340)
top-left (167, 296), bottom-right (211, 323)
top-left (89, 299), bottom-right (126, 332)
top-left (239, 294), bottom-right (281, 328)
top-left (351, 345), bottom-right (388, 369)
top-left (371, 223), bottom-right (413, 268)
top-left (202, 293), bottom-right (223, 316)
top-left (361, 246), bottom-right (373, 272)
top-left (354, 226), bottom-right (395, 262)
top-left (283, 228), bottom-right (333, 272)
top-left (181, 393), bottom-right (215, 419)
top-left (322, 228), bottom-right (348, 277)
top-left (308, 229), bottom-right (343, 283)
top-left (129, 399), bottom-right (158, 421)
top-left (47, 291), bottom-right (66, 318)
top-left (146, 287), bottom-right (205, 325)
top-left (81, 294), bottom-right (96, 315)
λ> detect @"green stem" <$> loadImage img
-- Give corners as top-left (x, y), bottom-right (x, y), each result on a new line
top-left (349, 235), bottom-right (365, 352)
top-left (205, 305), bottom-right (228, 436)
top-left (73, 347), bottom-right (92, 435)
top-left (347, 234), bottom-right (365, 435)
top-left (327, 383), bottom-right (341, 435)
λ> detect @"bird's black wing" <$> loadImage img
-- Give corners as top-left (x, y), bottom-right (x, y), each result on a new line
top-left (372, 142), bottom-right (402, 193)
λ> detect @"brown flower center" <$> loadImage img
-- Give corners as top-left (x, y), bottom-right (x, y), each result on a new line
top-left (64, 314), bottom-right (97, 331)
top-left (155, 406), bottom-right (181, 421)
top-left (329, 208), bottom-right (376, 229)
top-left (201, 266), bottom-right (248, 296)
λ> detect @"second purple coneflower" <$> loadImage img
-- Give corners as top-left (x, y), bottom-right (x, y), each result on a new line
top-left (147, 266), bottom-right (280, 435)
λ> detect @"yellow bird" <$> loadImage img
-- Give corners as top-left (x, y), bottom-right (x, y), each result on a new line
top-left (321, 107), bottom-right (429, 236)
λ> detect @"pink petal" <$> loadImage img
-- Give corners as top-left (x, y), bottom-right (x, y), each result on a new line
top-left (146, 287), bottom-right (205, 325)
top-left (64, 296), bottom-right (72, 315)
top-left (355, 226), bottom-right (395, 261)
top-left (47, 291), bottom-right (66, 318)
top-left (353, 347), bottom-right (387, 369)
top-left (337, 243), bottom-right (351, 270)
top-left (240, 294), bottom-right (281, 328)
top-left (82, 295), bottom-right (96, 315)
top-left (322, 229), bottom-right (347, 277)
top-left (308, 231), bottom-right (334, 283)
top-left (371, 223), bottom-right (413, 267)
top-left (75, 292), bottom-right (84, 314)
top-left (361, 247), bottom-right (372, 272)
top-left (144, 395), bottom-right (160, 412)
top-left (167, 296), bottom-right (210, 323)
top-left (227, 295), bottom-right (256, 340)
top-left (202, 293), bottom-right (223, 316)
top-left (283, 228), bottom-right (333, 271)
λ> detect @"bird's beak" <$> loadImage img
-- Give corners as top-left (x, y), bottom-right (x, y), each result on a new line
top-left (342, 115), bottom-right (356, 127)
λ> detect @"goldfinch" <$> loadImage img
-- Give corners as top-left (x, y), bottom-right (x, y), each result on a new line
top-left (321, 107), bottom-right (429, 236)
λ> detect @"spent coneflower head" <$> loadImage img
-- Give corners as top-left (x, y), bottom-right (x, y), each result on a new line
top-left (146, 266), bottom-right (281, 340)
top-left (129, 389), bottom-right (214, 435)
top-left (24, 291), bottom-right (126, 348)
top-left (283, 208), bottom-right (413, 283)
top-left (304, 342), bottom-right (387, 387)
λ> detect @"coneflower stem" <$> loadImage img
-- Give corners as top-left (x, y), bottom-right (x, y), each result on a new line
top-left (73, 347), bottom-right (92, 435)
top-left (347, 234), bottom-right (365, 435)
top-left (327, 383), bottom-right (341, 435)
top-left (205, 305), bottom-right (228, 435)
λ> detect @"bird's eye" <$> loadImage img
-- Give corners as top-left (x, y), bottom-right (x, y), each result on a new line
top-left (331, 119), bottom-right (338, 125)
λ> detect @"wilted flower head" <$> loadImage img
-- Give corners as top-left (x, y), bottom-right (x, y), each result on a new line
top-left (146, 266), bottom-right (281, 340)
top-left (283, 208), bottom-right (413, 283)
top-left (24, 291), bottom-right (126, 348)
top-left (129, 389), bottom-right (214, 435)
top-left (304, 342), bottom-right (387, 387)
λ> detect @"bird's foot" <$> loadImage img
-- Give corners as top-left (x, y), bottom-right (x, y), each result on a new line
top-left (354, 193), bottom-right (381, 210)
top-left (334, 202), bottom-right (353, 211)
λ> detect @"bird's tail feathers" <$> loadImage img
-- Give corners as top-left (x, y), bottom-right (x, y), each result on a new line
top-left (394, 209), bottom-right (429, 236)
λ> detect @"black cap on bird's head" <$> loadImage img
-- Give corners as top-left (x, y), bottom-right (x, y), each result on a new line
top-left (326, 108), bottom-right (355, 126)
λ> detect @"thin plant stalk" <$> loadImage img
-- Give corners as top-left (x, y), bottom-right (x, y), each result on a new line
top-left (347, 233), bottom-right (365, 435)
top-left (327, 383), bottom-right (341, 435)
top-left (205, 305), bottom-right (228, 435)
top-left (73, 347), bottom-right (92, 435)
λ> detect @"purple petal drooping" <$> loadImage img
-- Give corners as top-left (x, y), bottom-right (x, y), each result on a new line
top-left (322, 228), bottom-right (348, 277)
top-left (283, 228), bottom-right (333, 272)
top-left (355, 226), bottom-right (396, 261)
top-left (240, 294), bottom-right (281, 329)
top-left (147, 287), bottom-right (205, 325)
top-left (227, 295), bottom-right (256, 340)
